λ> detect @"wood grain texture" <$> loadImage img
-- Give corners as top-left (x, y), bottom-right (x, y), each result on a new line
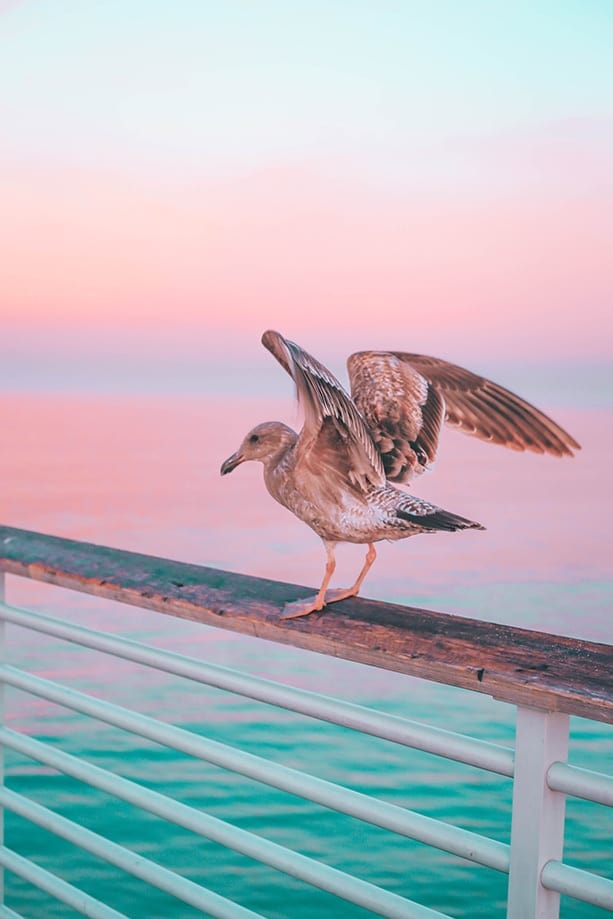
top-left (1, 525), bottom-right (611, 723)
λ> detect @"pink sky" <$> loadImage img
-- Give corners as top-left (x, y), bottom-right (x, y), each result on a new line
top-left (3, 135), bottom-right (612, 364)
top-left (1, 3), bottom-right (612, 386)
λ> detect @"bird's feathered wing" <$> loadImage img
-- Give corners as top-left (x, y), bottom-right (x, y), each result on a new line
top-left (262, 330), bottom-right (385, 492)
top-left (347, 352), bottom-right (445, 483)
top-left (348, 351), bottom-right (580, 484)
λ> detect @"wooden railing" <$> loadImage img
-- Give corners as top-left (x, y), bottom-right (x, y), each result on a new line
top-left (0, 525), bottom-right (611, 919)
top-left (1, 525), bottom-right (610, 723)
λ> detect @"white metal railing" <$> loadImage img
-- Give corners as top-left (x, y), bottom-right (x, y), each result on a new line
top-left (0, 570), bottom-right (611, 918)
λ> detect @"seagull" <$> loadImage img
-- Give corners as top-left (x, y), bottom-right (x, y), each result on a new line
top-left (220, 330), bottom-right (580, 619)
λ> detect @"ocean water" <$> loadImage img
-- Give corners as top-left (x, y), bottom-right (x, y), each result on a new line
top-left (0, 390), bottom-right (611, 918)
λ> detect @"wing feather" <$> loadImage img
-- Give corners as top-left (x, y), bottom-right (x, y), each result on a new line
top-left (347, 352), bottom-right (445, 484)
top-left (262, 330), bottom-right (385, 491)
top-left (395, 353), bottom-right (580, 457)
top-left (262, 334), bottom-right (579, 494)
top-left (348, 350), bottom-right (580, 484)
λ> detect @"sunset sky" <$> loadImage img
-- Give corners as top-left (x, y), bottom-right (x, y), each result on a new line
top-left (2, 1), bottom-right (612, 393)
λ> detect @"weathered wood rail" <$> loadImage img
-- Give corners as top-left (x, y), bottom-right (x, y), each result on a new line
top-left (1, 525), bottom-right (611, 723)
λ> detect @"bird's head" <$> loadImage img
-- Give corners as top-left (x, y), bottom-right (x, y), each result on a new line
top-left (220, 422), bottom-right (297, 475)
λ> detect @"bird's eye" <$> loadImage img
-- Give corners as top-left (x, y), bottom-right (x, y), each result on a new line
top-left (249, 434), bottom-right (260, 444)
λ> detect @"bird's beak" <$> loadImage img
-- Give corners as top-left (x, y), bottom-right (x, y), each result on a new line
top-left (220, 451), bottom-right (245, 475)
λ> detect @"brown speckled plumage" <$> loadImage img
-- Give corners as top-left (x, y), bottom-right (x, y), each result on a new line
top-left (220, 331), bottom-right (579, 618)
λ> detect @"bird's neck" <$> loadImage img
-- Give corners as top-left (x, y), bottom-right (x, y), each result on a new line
top-left (262, 438), bottom-right (297, 504)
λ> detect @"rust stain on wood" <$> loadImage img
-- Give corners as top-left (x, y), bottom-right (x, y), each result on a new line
top-left (0, 525), bottom-right (611, 724)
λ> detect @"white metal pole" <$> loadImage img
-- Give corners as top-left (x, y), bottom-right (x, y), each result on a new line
top-left (507, 706), bottom-right (569, 919)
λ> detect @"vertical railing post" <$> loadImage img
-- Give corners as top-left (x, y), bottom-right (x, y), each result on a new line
top-left (507, 706), bottom-right (569, 919)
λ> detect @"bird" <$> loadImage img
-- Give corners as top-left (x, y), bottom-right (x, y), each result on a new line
top-left (220, 330), bottom-right (580, 619)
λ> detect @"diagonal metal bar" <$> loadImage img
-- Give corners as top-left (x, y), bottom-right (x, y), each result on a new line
top-left (0, 791), bottom-right (264, 919)
top-left (1, 728), bottom-right (456, 919)
top-left (0, 906), bottom-right (25, 919)
top-left (0, 602), bottom-right (514, 776)
top-left (0, 665), bottom-right (509, 873)
top-left (0, 787), bottom-right (447, 919)
top-left (0, 846), bottom-right (127, 919)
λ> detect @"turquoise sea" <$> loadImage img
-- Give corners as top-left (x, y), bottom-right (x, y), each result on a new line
top-left (1, 387), bottom-right (611, 918)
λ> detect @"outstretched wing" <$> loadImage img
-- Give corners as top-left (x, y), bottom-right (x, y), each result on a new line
top-left (348, 351), bottom-right (580, 485)
top-left (347, 351), bottom-right (445, 483)
top-left (262, 330), bottom-right (385, 492)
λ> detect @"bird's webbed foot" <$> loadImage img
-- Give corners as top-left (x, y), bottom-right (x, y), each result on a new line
top-left (321, 587), bottom-right (358, 604)
top-left (280, 587), bottom-right (358, 620)
top-left (280, 596), bottom-right (325, 620)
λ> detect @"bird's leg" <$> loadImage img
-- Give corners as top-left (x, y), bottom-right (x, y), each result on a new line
top-left (323, 543), bottom-right (377, 604)
top-left (280, 542), bottom-right (337, 620)
top-left (280, 543), bottom-right (378, 620)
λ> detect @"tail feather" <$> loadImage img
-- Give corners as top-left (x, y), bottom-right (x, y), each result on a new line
top-left (396, 505), bottom-right (485, 532)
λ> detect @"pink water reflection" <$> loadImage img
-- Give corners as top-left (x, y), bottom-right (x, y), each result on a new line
top-left (1, 391), bottom-right (610, 640)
